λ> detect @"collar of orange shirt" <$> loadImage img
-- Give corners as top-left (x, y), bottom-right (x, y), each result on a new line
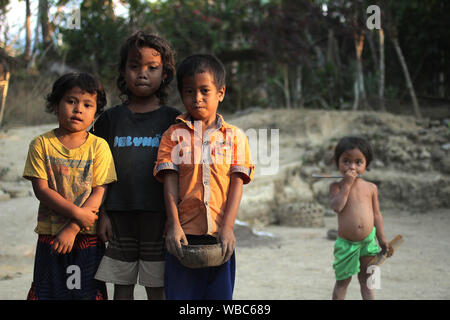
top-left (175, 112), bottom-right (227, 132)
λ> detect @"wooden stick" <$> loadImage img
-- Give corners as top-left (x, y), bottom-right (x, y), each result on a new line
top-left (311, 173), bottom-right (361, 179)
top-left (312, 173), bottom-right (344, 179)
top-left (368, 234), bottom-right (404, 266)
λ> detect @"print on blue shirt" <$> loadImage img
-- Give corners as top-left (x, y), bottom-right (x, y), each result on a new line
top-left (113, 134), bottom-right (162, 148)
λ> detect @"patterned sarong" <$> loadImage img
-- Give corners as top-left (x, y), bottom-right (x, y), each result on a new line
top-left (27, 234), bottom-right (107, 300)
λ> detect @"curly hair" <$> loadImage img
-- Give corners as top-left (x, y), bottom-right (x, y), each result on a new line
top-left (117, 31), bottom-right (176, 105)
top-left (45, 72), bottom-right (107, 116)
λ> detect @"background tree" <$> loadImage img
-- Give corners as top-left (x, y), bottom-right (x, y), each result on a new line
top-left (0, 0), bottom-right (449, 125)
top-left (24, 0), bottom-right (31, 62)
top-left (382, 0), bottom-right (421, 119)
top-left (61, 0), bottom-right (129, 82)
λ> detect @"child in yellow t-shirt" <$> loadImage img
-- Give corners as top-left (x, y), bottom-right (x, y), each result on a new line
top-left (23, 72), bottom-right (117, 300)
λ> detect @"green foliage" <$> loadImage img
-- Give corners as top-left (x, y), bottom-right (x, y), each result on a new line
top-left (3, 0), bottom-right (449, 120)
top-left (60, 0), bottom-right (129, 83)
top-left (393, 0), bottom-right (450, 98)
top-left (142, 0), bottom-right (263, 58)
top-left (0, 0), bottom-right (8, 11)
top-left (136, 0), bottom-right (268, 110)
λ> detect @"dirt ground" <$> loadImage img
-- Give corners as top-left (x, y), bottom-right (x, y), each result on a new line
top-left (1, 110), bottom-right (449, 300)
top-left (1, 195), bottom-right (449, 300)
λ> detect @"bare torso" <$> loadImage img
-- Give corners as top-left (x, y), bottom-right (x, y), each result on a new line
top-left (336, 179), bottom-right (375, 241)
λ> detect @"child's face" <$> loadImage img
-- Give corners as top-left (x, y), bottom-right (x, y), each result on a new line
top-left (180, 71), bottom-right (225, 125)
top-left (55, 86), bottom-right (97, 133)
top-left (337, 148), bottom-right (367, 176)
top-left (124, 46), bottom-right (165, 99)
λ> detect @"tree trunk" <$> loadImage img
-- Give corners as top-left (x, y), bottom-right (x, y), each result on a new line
top-left (391, 36), bottom-right (422, 119)
top-left (352, 78), bottom-right (359, 110)
top-left (0, 67), bottom-right (10, 127)
top-left (105, 0), bottom-right (116, 20)
top-left (327, 29), bottom-right (341, 73)
top-left (378, 28), bottom-right (385, 111)
top-left (305, 31), bottom-right (324, 67)
top-left (295, 65), bottom-right (303, 108)
top-left (283, 64), bottom-right (291, 109)
top-left (39, 0), bottom-right (51, 48)
top-left (27, 1), bottom-right (42, 71)
top-left (24, 0), bottom-right (31, 62)
top-left (353, 30), bottom-right (368, 110)
top-left (439, 51), bottom-right (445, 98)
top-left (367, 30), bottom-right (378, 70)
top-left (327, 29), bottom-right (334, 64)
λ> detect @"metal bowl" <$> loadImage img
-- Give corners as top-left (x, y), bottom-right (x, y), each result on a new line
top-left (178, 243), bottom-right (225, 268)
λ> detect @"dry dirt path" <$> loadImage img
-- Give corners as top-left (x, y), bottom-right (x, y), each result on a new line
top-left (1, 195), bottom-right (449, 300)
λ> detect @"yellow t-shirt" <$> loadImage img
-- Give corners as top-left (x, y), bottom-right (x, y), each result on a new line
top-left (23, 129), bottom-right (117, 235)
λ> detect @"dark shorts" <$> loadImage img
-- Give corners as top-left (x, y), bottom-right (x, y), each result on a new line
top-left (164, 235), bottom-right (236, 300)
top-left (102, 210), bottom-right (166, 262)
top-left (94, 210), bottom-right (166, 287)
top-left (27, 234), bottom-right (107, 300)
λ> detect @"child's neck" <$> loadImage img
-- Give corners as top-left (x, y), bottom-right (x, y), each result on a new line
top-left (128, 94), bottom-right (161, 113)
top-left (54, 128), bottom-right (88, 150)
top-left (201, 117), bottom-right (218, 134)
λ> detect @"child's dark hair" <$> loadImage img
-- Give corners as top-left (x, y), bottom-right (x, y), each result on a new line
top-left (333, 136), bottom-right (374, 169)
top-left (46, 72), bottom-right (107, 116)
top-left (176, 54), bottom-right (226, 93)
top-left (117, 31), bottom-right (176, 105)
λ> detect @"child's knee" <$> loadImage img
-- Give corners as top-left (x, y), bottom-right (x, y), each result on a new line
top-left (357, 267), bottom-right (372, 284)
top-left (335, 277), bottom-right (352, 288)
top-left (358, 258), bottom-right (373, 282)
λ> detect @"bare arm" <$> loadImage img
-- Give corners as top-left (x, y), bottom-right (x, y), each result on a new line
top-left (31, 178), bottom-right (98, 229)
top-left (52, 185), bottom-right (108, 254)
top-left (329, 170), bottom-right (358, 213)
top-left (372, 184), bottom-right (389, 253)
top-left (83, 185), bottom-right (108, 211)
top-left (97, 205), bottom-right (112, 243)
top-left (63, 185), bottom-right (108, 233)
top-left (219, 173), bottom-right (244, 262)
top-left (163, 170), bottom-right (187, 259)
top-left (330, 182), bottom-right (352, 213)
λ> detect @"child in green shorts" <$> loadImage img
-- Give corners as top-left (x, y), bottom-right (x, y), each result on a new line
top-left (329, 136), bottom-right (390, 300)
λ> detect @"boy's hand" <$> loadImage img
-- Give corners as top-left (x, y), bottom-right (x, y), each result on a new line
top-left (75, 206), bottom-right (98, 230)
top-left (379, 239), bottom-right (391, 257)
top-left (51, 224), bottom-right (79, 254)
top-left (343, 169), bottom-right (358, 185)
top-left (165, 223), bottom-right (188, 260)
top-left (218, 226), bottom-right (235, 262)
top-left (97, 210), bottom-right (112, 243)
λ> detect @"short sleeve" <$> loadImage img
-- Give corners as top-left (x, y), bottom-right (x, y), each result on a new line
top-left (23, 137), bottom-right (48, 181)
top-left (92, 137), bottom-right (117, 187)
top-left (153, 126), bottom-right (180, 183)
top-left (230, 128), bottom-right (254, 184)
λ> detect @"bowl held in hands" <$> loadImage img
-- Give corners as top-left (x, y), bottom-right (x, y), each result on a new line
top-left (179, 243), bottom-right (226, 269)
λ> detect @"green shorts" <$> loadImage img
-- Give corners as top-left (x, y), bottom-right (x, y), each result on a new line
top-left (333, 227), bottom-right (380, 280)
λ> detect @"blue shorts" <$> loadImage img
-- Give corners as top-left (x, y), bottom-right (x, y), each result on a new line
top-left (164, 251), bottom-right (235, 300)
